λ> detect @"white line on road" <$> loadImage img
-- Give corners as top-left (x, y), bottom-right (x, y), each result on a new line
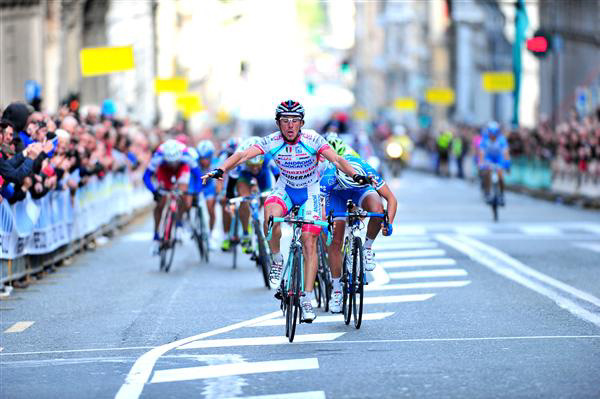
top-left (150, 358), bottom-right (319, 383)
top-left (519, 226), bottom-right (562, 236)
top-left (369, 262), bottom-right (390, 286)
top-left (222, 391), bottom-right (326, 399)
top-left (0, 346), bottom-right (155, 356)
top-left (388, 269), bottom-right (468, 280)
top-left (376, 249), bottom-right (446, 260)
top-left (176, 333), bottom-right (345, 349)
top-left (379, 258), bottom-right (456, 268)
top-left (436, 234), bottom-right (600, 328)
top-left (366, 281), bottom-right (471, 291)
top-left (363, 294), bottom-right (435, 304)
top-left (373, 242), bottom-right (438, 251)
top-left (572, 242), bottom-right (600, 254)
top-left (115, 310), bottom-right (282, 399)
top-left (251, 313), bottom-right (395, 327)
top-left (4, 322), bottom-right (35, 333)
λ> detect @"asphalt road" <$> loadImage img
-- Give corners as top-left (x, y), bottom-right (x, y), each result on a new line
top-left (1, 170), bottom-right (599, 399)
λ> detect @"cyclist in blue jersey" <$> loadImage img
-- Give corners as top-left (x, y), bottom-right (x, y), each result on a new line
top-left (225, 137), bottom-right (280, 253)
top-left (203, 100), bottom-right (367, 322)
top-left (193, 140), bottom-right (218, 238)
top-left (478, 121), bottom-right (511, 206)
top-left (320, 155), bottom-right (397, 313)
top-left (217, 138), bottom-right (240, 250)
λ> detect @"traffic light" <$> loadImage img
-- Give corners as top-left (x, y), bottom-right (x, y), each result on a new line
top-left (526, 29), bottom-right (552, 58)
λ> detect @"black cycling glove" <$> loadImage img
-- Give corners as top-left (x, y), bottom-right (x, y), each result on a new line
top-left (209, 168), bottom-right (224, 179)
top-left (352, 174), bottom-right (370, 185)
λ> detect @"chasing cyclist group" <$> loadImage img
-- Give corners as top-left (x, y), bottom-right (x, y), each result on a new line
top-left (143, 99), bottom-right (509, 323)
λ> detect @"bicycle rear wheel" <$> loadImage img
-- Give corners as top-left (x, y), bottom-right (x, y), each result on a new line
top-left (160, 209), bottom-right (176, 273)
top-left (288, 246), bottom-right (301, 342)
top-left (231, 210), bottom-right (239, 269)
top-left (198, 206), bottom-right (209, 263)
top-left (352, 236), bottom-right (365, 329)
top-left (317, 235), bottom-right (332, 312)
top-left (253, 219), bottom-right (271, 288)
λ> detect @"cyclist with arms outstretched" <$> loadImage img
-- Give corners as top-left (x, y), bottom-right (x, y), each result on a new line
top-left (203, 100), bottom-right (368, 322)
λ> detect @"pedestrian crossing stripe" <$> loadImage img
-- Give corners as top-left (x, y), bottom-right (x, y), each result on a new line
top-left (376, 249), bottom-right (446, 260)
top-left (379, 258), bottom-right (456, 268)
top-left (221, 391), bottom-right (326, 399)
top-left (151, 358), bottom-right (319, 383)
top-left (366, 280), bottom-right (471, 291)
top-left (388, 269), bottom-right (468, 280)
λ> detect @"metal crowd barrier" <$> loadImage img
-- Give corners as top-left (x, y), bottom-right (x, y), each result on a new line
top-left (0, 173), bottom-right (152, 286)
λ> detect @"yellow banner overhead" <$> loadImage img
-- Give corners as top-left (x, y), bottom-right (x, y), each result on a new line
top-left (154, 78), bottom-right (188, 93)
top-left (216, 109), bottom-right (231, 124)
top-left (394, 97), bottom-right (417, 111)
top-left (482, 72), bottom-right (515, 92)
top-left (80, 46), bottom-right (135, 77)
top-left (425, 88), bottom-right (455, 105)
top-left (353, 108), bottom-right (369, 121)
top-left (176, 93), bottom-right (203, 119)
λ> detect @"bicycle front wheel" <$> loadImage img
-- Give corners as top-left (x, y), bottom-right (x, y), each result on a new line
top-left (288, 246), bottom-right (302, 342)
top-left (352, 236), bottom-right (365, 329)
top-left (254, 219), bottom-right (271, 289)
top-left (160, 210), bottom-right (176, 273)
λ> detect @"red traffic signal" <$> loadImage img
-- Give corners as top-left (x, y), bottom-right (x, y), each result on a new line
top-left (526, 30), bottom-right (552, 57)
top-left (526, 36), bottom-right (548, 53)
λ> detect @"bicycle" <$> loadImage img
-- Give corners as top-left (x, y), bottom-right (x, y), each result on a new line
top-left (483, 163), bottom-right (503, 222)
top-left (189, 195), bottom-right (209, 264)
top-left (228, 191), bottom-right (271, 288)
top-left (314, 233), bottom-right (332, 312)
top-left (266, 206), bottom-right (333, 342)
top-left (157, 188), bottom-right (183, 272)
top-left (333, 200), bottom-right (388, 329)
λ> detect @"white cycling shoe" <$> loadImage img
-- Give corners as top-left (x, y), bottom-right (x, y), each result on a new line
top-left (364, 248), bottom-right (376, 271)
top-left (300, 299), bottom-right (316, 323)
top-left (150, 241), bottom-right (160, 256)
top-left (269, 254), bottom-right (284, 286)
top-left (330, 290), bottom-right (343, 313)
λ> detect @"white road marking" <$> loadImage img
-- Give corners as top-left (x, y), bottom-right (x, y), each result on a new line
top-left (115, 310), bottom-right (281, 399)
top-left (1, 346), bottom-right (155, 356)
top-left (176, 333), bottom-right (345, 349)
top-left (579, 224), bottom-right (600, 235)
top-left (388, 269), bottom-right (468, 280)
top-left (192, 354), bottom-right (246, 399)
top-left (366, 281), bottom-right (471, 291)
top-left (222, 391), bottom-right (326, 399)
top-left (150, 358), bottom-right (319, 383)
top-left (376, 249), bottom-right (446, 260)
top-left (379, 258), bottom-right (457, 268)
top-left (572, 242), bottom-right (600, 254)
top-left (437, 234), bottom-right (600, 328)
top-left (369, 262), bottom-right (390, 286)
top-left (4, 322), bottom-right (35, 333)
top-left (363, 294), bottom-right (435, 304)
top-left (519, 225), bottom-right (562, 235)
top-left (454, 226), bottom-right (491, 236)
top-left (373, 242), bottom-right (438, 251)
top-left (251, 313), bottom-right (394, 327)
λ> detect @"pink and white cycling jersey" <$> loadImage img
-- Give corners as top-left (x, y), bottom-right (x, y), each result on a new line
top-left (254, 129), bottom-right (330, 189)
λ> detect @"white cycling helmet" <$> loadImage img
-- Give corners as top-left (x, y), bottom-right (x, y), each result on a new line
top-left (238, 137), bottom-right (264, 166)
top-left (196, 140), bottom-right (215, 158)
top-left (162, 139), bottom-right (184, 163)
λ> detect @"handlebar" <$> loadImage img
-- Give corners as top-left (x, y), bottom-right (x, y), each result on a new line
top-left (266, 215), bottom-right (334, 246)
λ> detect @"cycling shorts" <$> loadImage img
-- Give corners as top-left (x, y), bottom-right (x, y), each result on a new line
top-left (326, 187), bottom-right (378, 221)
top-left (238, 170), bottom-right (272, 193)
top-left (156, 163), bottom-right (190, 190)
top-left (481, 153), bottom-right (505, 169)
top-left (265, 179), bottom-right (322, 235)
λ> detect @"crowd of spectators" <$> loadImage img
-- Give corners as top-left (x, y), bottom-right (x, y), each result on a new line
top-left (0, 100), bottom-right (154, 206)
top-left (507, 108), bottom-right (600, 180)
